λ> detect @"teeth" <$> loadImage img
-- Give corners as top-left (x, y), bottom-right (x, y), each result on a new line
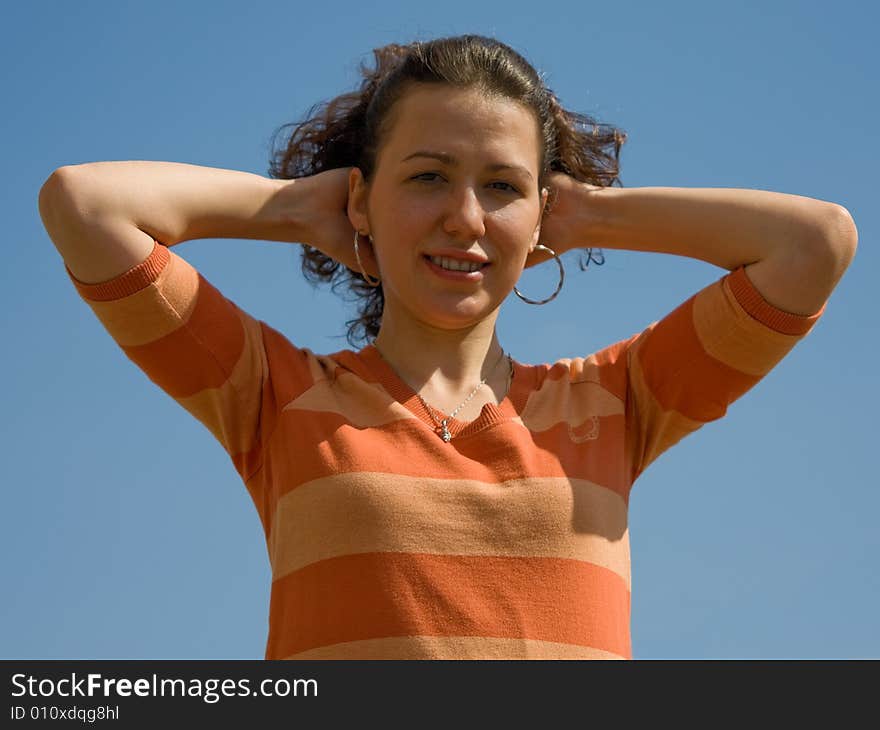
top-left (429, 256), bottom-right (484, 272)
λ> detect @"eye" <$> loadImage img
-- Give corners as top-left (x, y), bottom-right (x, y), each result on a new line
top-left (412, 172), bottom-right (443, 182)
top-left (411, 173), bottom-right (519, 193)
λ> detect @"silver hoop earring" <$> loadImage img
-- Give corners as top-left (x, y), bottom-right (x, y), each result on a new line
top-left (514, 244), bottom-right (565, 305)
top-left (354, 231), bottom-right (381, 287)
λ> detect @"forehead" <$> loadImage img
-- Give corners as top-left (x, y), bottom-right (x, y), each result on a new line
top-left (379, 85), bottom-right (541, 168)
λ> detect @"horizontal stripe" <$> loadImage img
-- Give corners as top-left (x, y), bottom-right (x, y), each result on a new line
top-left (538, 348), bottom-right (628, 397)
top-left (265, 410), bottom-right (631, 510)
top-left (268, 472), bottom-right (631, 588)
top-left (696, 275), bottom-right (820, 376)
top-left (122, 281), bottom-right (248, 398)
top-left (283, 371), bottom-right (413, 427)
top-left (283, 635), bottom-right (626, 660)
top-left (532, 419), bottom-right (630, 500)
top-left (520, 377), bottom-right (622, 434)
top-left (266, 551), bottom-right (631, 660)
top-left (77, 248), bottom-right (195, 346)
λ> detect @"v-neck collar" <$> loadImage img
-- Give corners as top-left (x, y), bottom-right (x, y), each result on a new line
top-left (357, 344), bottom-right (529, 441)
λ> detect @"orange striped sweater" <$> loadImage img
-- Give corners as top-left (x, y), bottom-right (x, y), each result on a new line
top-left (65, 239), bottom-right (825, 659)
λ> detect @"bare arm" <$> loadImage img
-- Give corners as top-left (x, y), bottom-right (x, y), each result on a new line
top-left (590, 185), bottom-right (858, 315)
top-left (540, 174), bottom-right (858, 316)
top-left (38, 161), bottom-right (301, 284)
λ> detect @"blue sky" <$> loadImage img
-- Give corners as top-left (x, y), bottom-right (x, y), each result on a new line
top-left (3, 0), bottom-right (876, 659)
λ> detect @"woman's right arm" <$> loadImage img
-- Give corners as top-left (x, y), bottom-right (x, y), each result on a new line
top-left (39, 161), bottom-right (379, 284)
top-left (38, 161), bottom-right (365, 488)
top-left (38, 161), bottom-right (314, 284)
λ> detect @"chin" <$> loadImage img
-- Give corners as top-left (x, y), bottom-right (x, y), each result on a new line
top-left (418, 302), bottom-right (500, 330)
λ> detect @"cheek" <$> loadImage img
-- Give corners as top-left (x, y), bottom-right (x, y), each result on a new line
top-left (493, 219), bottom-right (535, 259)
top-left (374, 219), bottom-right (433, 269)
top-left (399, 198), bottom-right (441, 227)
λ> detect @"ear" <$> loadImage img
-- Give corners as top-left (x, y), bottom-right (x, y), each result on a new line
top-left (347, 167), bottom-right (371, 235)
top-left (530, 187), bottom-right (550, 253)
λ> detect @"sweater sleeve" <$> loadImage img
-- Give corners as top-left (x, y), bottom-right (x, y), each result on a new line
top-left (624, 264), bottom-right (826, 484)
top-left (63, 239), bottom-right (313, 483)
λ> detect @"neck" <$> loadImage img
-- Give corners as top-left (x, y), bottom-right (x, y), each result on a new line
top-left (371, 308), bottom-right (506, 396)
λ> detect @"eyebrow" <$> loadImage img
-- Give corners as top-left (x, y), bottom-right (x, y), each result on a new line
top-left (401, 150), bottom-right (534, 181)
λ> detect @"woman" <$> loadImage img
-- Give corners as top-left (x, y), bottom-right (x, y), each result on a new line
top-left (39, 35), bottom-right (857, 660)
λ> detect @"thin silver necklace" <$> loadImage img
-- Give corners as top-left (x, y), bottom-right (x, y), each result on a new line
top-left (375, 345), bottom-right (513, 442)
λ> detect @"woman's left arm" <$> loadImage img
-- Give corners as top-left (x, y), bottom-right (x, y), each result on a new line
top-left (538, 175), bottom-right (859, 316)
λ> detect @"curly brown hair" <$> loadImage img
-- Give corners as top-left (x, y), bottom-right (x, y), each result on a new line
top-left (267, 33), bottom-right (627, 348)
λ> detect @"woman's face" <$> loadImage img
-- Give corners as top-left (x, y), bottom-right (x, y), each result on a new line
top-left (349, 83), bottom-right (549, 332)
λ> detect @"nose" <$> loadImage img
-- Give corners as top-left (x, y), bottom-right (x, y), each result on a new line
top-left (442, 185), bottom-right (486, 241)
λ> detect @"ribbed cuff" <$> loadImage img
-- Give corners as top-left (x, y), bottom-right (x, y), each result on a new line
top-left (726, 264), bottom-right (825, 336)
top-left (65, 239), bottom-right (170, 302)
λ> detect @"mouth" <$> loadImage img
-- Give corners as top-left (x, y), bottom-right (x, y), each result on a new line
top-left (423, 254), bottom-right (490, 280)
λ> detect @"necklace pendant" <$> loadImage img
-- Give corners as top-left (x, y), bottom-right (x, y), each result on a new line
top-left (440, 421), bottom-right (452, 442)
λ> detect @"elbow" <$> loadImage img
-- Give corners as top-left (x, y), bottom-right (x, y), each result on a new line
top-left (818, 205), bottom-right (858, 263)
top-left (38, 170), bottom-right (65, 228)
top-left (38, 167), bottom-right (75, 214)
top-left (40, 166), bottom-right (74, 193)
top-left (807, 205), bottom-right (858, 288)
top-left (38, 167), bottom-right (86, 251)
top-left (39, 166), bottom-right (91, 228)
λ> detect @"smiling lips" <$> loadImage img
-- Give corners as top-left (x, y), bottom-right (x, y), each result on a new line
top-left (423, 254), bottom-right (489, 280)
top-left (423, 246), bottom-right (491, 271)
top-left (427, 255), bottom-right (487, 272)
